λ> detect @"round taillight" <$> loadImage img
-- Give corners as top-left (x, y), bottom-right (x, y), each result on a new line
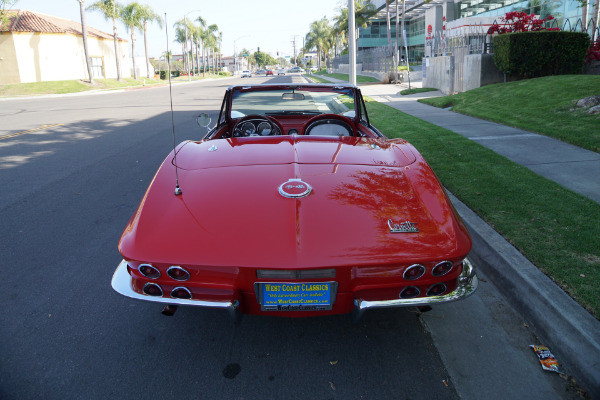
top-left (167, 266), bottom-right (191, 281)
top-left (171, 287), bottom-right (192, 299)
top-left (400, 286), bottom-right (421, 299)
top-left (427, 283), bottom-right (447, 296)
top-left (403, 264), bottom-right (426, 280)
top-left (432, 261), bottom-right (453, 277)
top-left (143, 283), bottom-right (163, 296)
top-left (138, 264), bottom-right (160, 279)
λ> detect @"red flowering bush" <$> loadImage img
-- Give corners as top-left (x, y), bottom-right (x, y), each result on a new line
top-left (487, 12), bottom-right (558, 34)
top-left (586, 38), bottom-right (600, 62)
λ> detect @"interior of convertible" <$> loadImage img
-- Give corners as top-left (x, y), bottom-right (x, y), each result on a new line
top-left (206, 86), bottom-right (381, 140)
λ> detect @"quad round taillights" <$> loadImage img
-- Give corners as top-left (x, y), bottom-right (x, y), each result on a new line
top-left (136, 264), bottom-right (193, 299)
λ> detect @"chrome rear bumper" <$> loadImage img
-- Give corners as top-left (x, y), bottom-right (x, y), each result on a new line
top-left (112, 258), bottom-right (477, 321)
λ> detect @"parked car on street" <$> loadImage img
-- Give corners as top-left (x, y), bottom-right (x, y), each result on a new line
top-left (112, 83), bottom-right (478, 320)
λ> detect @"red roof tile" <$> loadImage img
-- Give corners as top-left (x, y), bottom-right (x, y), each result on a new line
top-left (1, 10), bottom-right (124, 41)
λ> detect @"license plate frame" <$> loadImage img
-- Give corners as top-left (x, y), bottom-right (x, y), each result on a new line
top-left (255, 282), bottom-right (338, 311)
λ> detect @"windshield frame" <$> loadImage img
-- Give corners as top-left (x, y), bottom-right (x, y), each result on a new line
top-left (227, 84), bottom-right (359, 122)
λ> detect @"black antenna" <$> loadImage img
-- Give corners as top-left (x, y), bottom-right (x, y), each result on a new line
top-left (165, 13), bottom-right (182, 196)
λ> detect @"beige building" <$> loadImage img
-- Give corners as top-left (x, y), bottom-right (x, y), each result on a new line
top-left (0, 9), bottom-right (132, 84)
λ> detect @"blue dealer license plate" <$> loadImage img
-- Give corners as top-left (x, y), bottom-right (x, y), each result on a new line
top-left (259, 282), bottom-right (336, 311)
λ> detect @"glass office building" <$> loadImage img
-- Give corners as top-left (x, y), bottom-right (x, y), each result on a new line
top-left (359, 0), bottom-right (590, 62)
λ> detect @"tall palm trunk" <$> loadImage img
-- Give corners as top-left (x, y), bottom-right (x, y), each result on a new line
top-left (196, 40), bottom-right (201, 75)
top-left (593, 0), bottom-right (599, 41)
top-left (386, 0), bottom-right (392, 52)
top-left (78, 0), bottom-right (94, 83)
top-left (112, 17), bottom-right (122, 81)
top-left (143, 21), bottom-right (150, 78)
top-left (130, 28), bottom-right (137, 79)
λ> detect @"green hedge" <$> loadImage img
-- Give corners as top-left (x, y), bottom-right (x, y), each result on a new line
top-left (493, 31), bottom-right (589, 78)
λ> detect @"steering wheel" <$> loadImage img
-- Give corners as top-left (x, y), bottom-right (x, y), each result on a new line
top-left (303, 114), bottom-right (357, 137)
top-left (231, 115), bottom-right (283, 137)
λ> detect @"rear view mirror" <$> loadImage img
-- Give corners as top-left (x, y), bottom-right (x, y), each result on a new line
top-left (282, 93), bottom-right (305, 101)
top-left (197, 113), bottom-right (211, 127)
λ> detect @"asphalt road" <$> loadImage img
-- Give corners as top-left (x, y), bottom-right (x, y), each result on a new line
top-left (0, 75), bottom-right (581, 399)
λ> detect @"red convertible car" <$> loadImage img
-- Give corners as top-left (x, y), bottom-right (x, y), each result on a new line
top-left (112, 83), bottom-right (478, 320)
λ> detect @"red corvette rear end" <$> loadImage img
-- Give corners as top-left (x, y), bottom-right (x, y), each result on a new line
top-left (111, 84), bottom-right (477, 319)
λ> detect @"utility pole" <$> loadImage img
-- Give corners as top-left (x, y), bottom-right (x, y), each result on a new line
top-left (291, 36), bottom-right (297, 65)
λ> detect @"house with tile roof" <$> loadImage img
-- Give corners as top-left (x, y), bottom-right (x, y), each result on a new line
top-left (0, 9), bottom-right (134, 84)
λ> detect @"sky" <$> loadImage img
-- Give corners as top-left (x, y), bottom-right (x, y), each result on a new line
top-left (12, 0), bottom-right (345, 59)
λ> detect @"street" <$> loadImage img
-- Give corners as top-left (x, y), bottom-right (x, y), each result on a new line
top-left (0, 76), bottom-right (579, 399)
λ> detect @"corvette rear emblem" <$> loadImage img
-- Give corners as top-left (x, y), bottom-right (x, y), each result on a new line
top-left (278, 178), bottom-right (312, 198)
top-left (388, 219), bottom-right (419, 233)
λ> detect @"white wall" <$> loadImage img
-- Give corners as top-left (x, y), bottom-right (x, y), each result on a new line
top-left (11, 31), bottom-right (131, 83)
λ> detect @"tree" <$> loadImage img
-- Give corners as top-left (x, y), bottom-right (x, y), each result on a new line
top-left (305, 18), bottom-right (333, 69)
top-left (77, 0), bottom-right (94, 84)
top-left (254, 50), bottom-right (271, 68)
top-left (121, 2), bottom-right (144, 79)
top-left (87, 0), bottom-right (123, 81)
top-left (0, 0), bottom-right (18, 27)
top-left (173, 18), bottom-right (194, 75)
top-left (385, 0), bottom-right (392, 51)
top-left (194, 16), bottom-right (207, 74)
top-left (137, 4), bottom-right (162, 78)
top-left (333, 0), bottom-right (377, 51)
top-left (207, 24), bottom-right (219, 74)
top-left (173, 23), bottom-right (188, 72)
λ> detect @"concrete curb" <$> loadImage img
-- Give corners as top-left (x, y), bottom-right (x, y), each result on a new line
top-left (448, 192), bottom-right (600, 397)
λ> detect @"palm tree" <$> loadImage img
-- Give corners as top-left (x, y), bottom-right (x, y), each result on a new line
top-left (137, 4), bottom-right (162, 78)
top-left (121, 2), bottom-right (144, 79)
top-left (218, 31), bottom-right (222, 74)
top-left (194, 16), bottom-right (207, 75)
top-left (333, 0), bottom-right (377, 51)
top-left (87, 0), bottom-right (123, 81)
top-left (173, 24), bottom-right (187, 73)
top-left (173, 18), bottom-right (192, 75)
top-left (77, 0), bottom-right (94, 84)
top-left (207, 24), bottom-right (218, 74)
top-left (305, 18), bottom-right (332, 69)
top-left (385, 0), bottom-right (392, 51)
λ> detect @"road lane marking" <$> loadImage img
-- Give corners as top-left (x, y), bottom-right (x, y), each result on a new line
top-left (0, 124), bottom-right (64, 141)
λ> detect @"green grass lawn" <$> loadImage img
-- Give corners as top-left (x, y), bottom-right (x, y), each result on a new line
top-left (399, 87), bottom-right (438, 95)
top-left (315, 72), bottom-right (380, 83)
top-left (304, 75), bottom-right (332, 84)
top-left (367, 99), bottom-right (600, 319)
top-left (0, 74), bottom-right (227, 97)
top-left (419, 75), bottom-right (600, 153)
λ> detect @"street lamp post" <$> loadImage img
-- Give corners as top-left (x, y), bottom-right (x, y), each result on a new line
top-left (234, 35), bottom-right (248, 75)
top-left (348, 0), bottom-right (356, 85)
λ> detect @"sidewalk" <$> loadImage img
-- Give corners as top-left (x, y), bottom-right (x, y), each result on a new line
top-left (308, 74), bottom-right (600, 397)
